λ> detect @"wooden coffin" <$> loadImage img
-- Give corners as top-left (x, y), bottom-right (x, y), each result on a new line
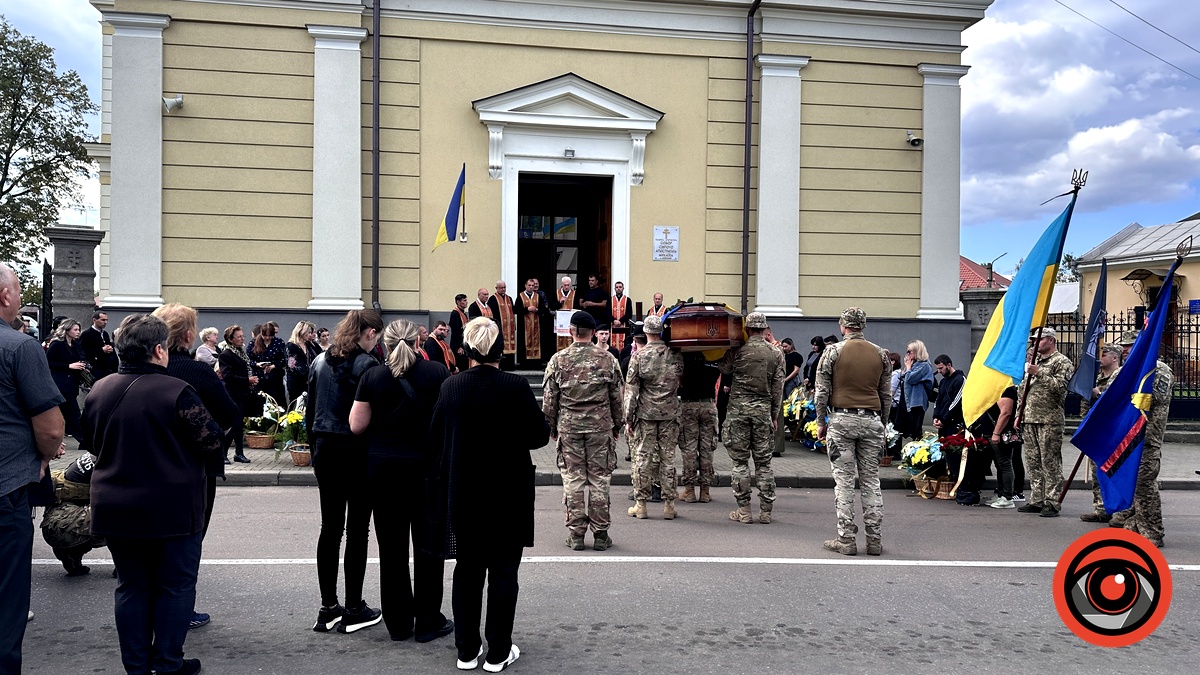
top-left (662, 303), bottom-right (745, 352)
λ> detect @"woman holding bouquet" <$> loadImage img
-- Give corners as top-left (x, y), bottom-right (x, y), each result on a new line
top-left (349, 320), bottom-right (453, 643)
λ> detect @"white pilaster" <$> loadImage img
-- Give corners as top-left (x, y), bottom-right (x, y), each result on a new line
top-left (307, 25), bottom-right (368, 310)
top-left (916, 63), bottom-right (970, 319)
top-left (753, 54), bottom-right (810, 318)
top-left (102, 12), bottom-right (169, 308)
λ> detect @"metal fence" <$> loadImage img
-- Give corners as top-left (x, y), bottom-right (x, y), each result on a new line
top-left (1049, 308), bottom-right (1200, 417)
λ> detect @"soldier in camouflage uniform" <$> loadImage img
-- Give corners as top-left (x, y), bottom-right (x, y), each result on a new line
top-left (1079, 344), bottom-right (1121, 523)
top-left (544, 311), bottom-right (624, 551)
top-left (814, 307), bottom-right (891, 556)
top-left (1116, 358), bottom-right (1172, 547)
top-left (677, 352), bottom-right (720, 503)
top-left (717, 312), bottom-right (785, 524)
top-left (624, 314), bottom-right (684, 520)
top-left (1016, 326), bottom-right (1075, 517)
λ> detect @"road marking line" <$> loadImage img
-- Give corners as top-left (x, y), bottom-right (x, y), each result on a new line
top-left (32, 557), bottom-right (1200, 571)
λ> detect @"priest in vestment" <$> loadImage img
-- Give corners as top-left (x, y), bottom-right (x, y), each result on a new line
top-left (553, 275), bottom-right (576, 353)
top-left (468, 287), bottom-right (495, 324)
top-left (488, 280), bottom-right (518, 369)
top-left (647, 292), bottom-right (668, 318)
top-left (610, 280), bottom-right (633, 352)
top-left (515, 278), bottom-right (550, 367)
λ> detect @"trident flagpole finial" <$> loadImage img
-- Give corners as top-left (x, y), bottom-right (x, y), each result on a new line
top-left (1071, 168), bottom-right (1088, 192)
top-left (1177, 235), bottom-right (1193, 261)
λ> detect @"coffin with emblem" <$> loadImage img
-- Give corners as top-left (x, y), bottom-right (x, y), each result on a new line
top-left (661, 303), bottom-right (745, 352)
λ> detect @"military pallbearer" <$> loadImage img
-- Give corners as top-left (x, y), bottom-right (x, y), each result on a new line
top-left (624, 314), bottom-right (684, 520)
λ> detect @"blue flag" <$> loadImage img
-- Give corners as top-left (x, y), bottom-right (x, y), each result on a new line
top-left (1068, 259), bottom-right (1107, 401)
top-left (1071, 257), bottom-right (1179, 513)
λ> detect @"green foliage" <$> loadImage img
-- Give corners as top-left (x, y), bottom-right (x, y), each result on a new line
top-left (1058, 252), bottom-right (1081, 282)
top-left (0, 17), bottom-right (97, 273)
top-left (20, 276), bottom-right (40, 306)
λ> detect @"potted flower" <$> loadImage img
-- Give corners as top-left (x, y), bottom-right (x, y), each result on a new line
top-left (275, 393), bottom-right (310, 466)
top-left (244, 392), bottom-right (284, 449)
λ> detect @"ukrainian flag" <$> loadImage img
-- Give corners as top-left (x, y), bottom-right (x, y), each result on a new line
top-left (433, 164), bottom-right (465, 251)
top-left (961, 194), bottom-right (1077, 425)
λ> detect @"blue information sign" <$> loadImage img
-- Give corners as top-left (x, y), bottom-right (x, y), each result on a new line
top-left (1190, 299), bottom-right (1200, 315)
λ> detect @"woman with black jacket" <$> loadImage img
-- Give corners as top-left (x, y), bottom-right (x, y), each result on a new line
top-left (217, 325), bottom-right (258, 463)
top-left (306, 309), bottom-right (383, 635)
top-left (285, 320), bottom-right (320, 406)
top-left (46, 319), bottom-right (89, 445)
top-left (431, 317), bottom-right (549, 672)
top-left (247, 321), bottom-right (287, 405)
top-left (349, 319), bottom-right (452, 643)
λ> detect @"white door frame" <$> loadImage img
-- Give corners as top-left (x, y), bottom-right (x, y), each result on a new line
top-left (502, 157), bottom-right (630, 292)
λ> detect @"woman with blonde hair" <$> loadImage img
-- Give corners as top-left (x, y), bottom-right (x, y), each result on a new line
top-left (285, 320), bottom-right (319, 405)
top-left (432, 317), bottom-right (549, 671)
top-left (306, 309), bottom-right (384, 634)
top-left (900, 339), bottom-right (935, 440)
top-left (46, 318), bottom-right (89, 445)
top-left (349, 319), bottom-right (453, 642)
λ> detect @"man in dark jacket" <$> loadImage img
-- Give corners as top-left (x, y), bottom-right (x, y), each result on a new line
top-left (79, 311), bottom-right (119, 380)
top-left (932, 354), bottom-right (965, 437)
top-left (84, 314), bottom-right (224, 675)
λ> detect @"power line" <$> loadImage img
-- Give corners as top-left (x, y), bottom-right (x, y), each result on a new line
top-left (1106, 0), bottom-right (1200, 58)
top-left (1053, 0), bottom-right (1200, 82)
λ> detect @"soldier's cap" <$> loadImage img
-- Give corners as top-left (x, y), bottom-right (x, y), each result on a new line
top-left (1100, 344), bottom-right (1122, 357)
top-left (1118, 330), bottom-right (1140, 346)
top-left (629, 321), bottom-right (645, 339)
top-left (570, 311), bottom-right (596, 330)
top-left (1030, 326), bottom-right (1056, 340)
top-left (745, 312), bottom-right (769, 329)
top-left (596, 323), bottom-right (611, 331)
top-left (840, 307), bottom-right (866, 329)
top-left (643, 314), bottom-right (664, 335)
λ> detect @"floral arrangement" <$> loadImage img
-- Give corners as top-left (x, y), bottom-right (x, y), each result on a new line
top-left (276, 393), bottom-right (308, 460)
top-left (899, 432), bottom-right (944, 476)
top-left (938, 432), bottom-right (988, 453)
top-left (244, 392), bottom-right (284, 434)
top-left (781, 392), bottom-right (826, 452)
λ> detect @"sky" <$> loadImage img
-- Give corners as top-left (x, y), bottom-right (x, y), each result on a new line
top-left (5, 0), bottom-right (1200, 277)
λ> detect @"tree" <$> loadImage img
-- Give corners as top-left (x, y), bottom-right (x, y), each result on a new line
top-left (1058, 252), bottom-right (1081, 282)
top-left (0, 18), bottom-right (96, 275)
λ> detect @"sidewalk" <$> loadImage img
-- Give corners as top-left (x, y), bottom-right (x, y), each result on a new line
top-left (55, 435), bottom-right (1200, 490)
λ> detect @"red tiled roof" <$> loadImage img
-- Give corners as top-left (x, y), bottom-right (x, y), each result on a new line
top-left (960, 255), bottom-right (1010, 290)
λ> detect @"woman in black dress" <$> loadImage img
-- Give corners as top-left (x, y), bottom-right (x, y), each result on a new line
top-left (349, 319), bottom-right (452, 643)
top-left (217, 325), bottom-right (258, 463)
top-left (46, 319), bottom-right (89, 445)
top-left (431, 317), bottom-right (549, 672)
top-left (285, 320), bottom-right (319, 406)
top-left (247, 321), bottom-right (287, 405)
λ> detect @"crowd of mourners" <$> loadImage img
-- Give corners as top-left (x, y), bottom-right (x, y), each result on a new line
top-left (1, 264), bottom-right (1173, 674)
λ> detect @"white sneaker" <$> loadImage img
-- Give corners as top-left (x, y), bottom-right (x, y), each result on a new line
top-left (483, 645), bottom-right (520, 673)
top-left (457, 647), bottom-right (484, 671)
top-left (989, 496), bottom-right (1016, 509)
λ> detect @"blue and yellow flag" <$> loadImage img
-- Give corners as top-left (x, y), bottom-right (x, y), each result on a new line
top-left (1072, 257), bottom-right (1179, 513)
top-left (961, 194), bottom-right (1076, 425)
top-left (433, 164), bottom-right (465, 251)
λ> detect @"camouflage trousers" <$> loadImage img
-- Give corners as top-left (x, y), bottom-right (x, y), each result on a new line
top-left (1086, 457), bottom-right (1104, 515)
top-left (1121, 442), bottom-right (1164, 543)
top-left (1022, 422), bottom-right (1063, 508)
top-left (678, 401), bottom-right (717, 487)
top-left (826, 412), bottom-right (884, 542)
top-left (631, 418), bottom-right (679, 500)
top-left (723, 400), bottom-right (775, 508)
top-left (557, 432), bottom-right (617, 536)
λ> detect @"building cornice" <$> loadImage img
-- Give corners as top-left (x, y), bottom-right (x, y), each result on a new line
top-left (307, 24), bottom-right (370, 49)
top-left (101, 12), bottom-right (171, 36)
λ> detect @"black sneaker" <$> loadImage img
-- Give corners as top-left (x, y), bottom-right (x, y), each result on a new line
top-left (1039, 505), bottom-right (1060, 518)
top-left (337, 601), bottom-right (382, 633)
top-left (157, 658), bottom-right (202, 675)
top-left (312, 604), bottom-right (344, 632)
top-left (415, 618), bottom-right (454, 643)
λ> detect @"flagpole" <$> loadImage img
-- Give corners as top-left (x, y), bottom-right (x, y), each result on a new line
top-left (458, 163), bottom-right (467, 243)
top-left (1059, 257), bottom-right (1108, 506)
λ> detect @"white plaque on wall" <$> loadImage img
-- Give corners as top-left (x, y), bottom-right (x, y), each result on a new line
top-left (653, 226), bottom-right (679, 262)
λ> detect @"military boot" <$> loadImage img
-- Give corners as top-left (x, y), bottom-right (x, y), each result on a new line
top-left (823, 538), bottom-right (857, 556)
top-left (593, 531), bottom-right (613, 551)
top-left (757, 508), bottom-right (772, 524)
top-left (565, 535), bottom-right (585, 551)
top-left (627, 500), bottom-right (647, 519)
top-left (866, 538), bottom-right (882, 556)
top-left (679, 486), bottom-right (697, 503)
top-left (663, 500), bottom-right (677, 520)
top-left (729, 505), bottom-right (752, 524)
top-left (698, 486), bottom-right (712, 503)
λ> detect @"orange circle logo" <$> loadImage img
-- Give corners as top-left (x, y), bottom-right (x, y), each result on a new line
top-left (1053, 528), bottom-right (1172, 647)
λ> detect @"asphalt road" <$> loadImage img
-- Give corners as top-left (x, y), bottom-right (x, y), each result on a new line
top-left (25, 486), bottom-right (1200, 674)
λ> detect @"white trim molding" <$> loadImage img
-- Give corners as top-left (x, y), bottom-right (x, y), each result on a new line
top-left (101, 11), bottom-right (169, 309)
top-left (916, 63), bottom-right (971, 320)
top-left (475, 73), bottom-right (664, 294)
top-left (307, 24), bottom-right (368, 311)
top-left (754, 54), bottom-right (810, 319)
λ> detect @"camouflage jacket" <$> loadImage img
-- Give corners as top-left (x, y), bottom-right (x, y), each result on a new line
top-left (1144, 360), bottom-right (1173, 449)
top-left (1079, 366), bottom-right (1120, 417)
top-left (543, 341), bottom-right (624, 435)
top-left (1018, 349), bottom-right (1074, 424)
top-left (624, 341), bottom-right (684, 423)
top-left (718, 335), bottom-right (785, 412)
top-left (813, 331), bottom-right (891, 423)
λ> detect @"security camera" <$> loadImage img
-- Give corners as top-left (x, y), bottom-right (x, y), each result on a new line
top-left (906, 130), bottom-right (923, 148)
top-left (163, 95), bottom-right (184, 113)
